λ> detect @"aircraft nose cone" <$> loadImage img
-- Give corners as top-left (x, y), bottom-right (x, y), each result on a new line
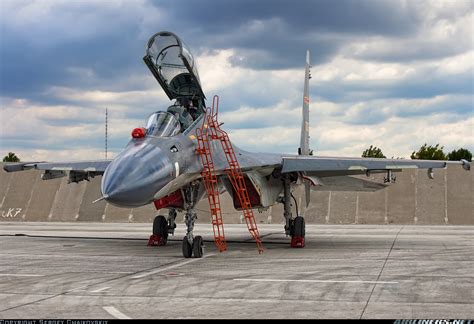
top-left (101, 145), bottom-right (174, 207)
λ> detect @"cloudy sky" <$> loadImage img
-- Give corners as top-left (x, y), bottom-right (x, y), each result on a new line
top-left (0, 0), bottom-right (472, 161)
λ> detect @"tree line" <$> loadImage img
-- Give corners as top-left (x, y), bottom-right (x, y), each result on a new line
top-left (362, 144), bottom-right (472, 161)
top-left (3, 145), bottom-right (473, 163)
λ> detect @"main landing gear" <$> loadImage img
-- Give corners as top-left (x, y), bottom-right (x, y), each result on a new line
top-left (283, 175), bottom-right (306, 248)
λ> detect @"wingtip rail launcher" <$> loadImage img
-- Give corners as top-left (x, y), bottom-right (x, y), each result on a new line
top-left (196, 95), bottom-right (264, 254)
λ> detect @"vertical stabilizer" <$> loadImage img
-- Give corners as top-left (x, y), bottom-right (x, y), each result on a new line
top-left (299, 50), bottom-right (311, 156)
top-left (300, 50), bottom-right (312, 208)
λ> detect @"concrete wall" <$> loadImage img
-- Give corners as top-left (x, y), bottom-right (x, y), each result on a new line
top-left (1, 163), bottom-right (472, 225)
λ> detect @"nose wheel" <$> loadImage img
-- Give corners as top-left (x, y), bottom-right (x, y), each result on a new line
top-left (192, 236), bottom-right (203, 258)
top-left (182, 236), bottom-right (192, 258)
top-left (182, 235), bottom-right (203, 258)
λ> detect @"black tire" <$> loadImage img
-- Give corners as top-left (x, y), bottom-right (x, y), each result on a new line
top-left (153, 215), bottom-right (168, 239)
top-left (192, 236), bottom-right (203, 258)
top-left (293, 216), bottom-right (305, 238)
top-left (182, 236), bottom-right (192, 258)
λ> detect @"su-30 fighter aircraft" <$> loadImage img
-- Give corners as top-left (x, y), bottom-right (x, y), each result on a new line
top-left (5, 31), bottom-right (470, 258)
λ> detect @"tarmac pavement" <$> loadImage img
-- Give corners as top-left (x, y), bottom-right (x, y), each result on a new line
top-left (0, 222), bottom-right (473, 319)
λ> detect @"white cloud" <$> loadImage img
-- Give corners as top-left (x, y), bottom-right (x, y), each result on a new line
top-left (226, 111), bottom-right (473, 159)
top-left (216, 92), bottom-right (473, 158)
top-left (0, 97), bottom-right (140, 161)
top-left (434, 51), bottom-right (474, 75)
top-left (46, 86), bottom-right (168, 107)
top-left (220, 100), bottom-right (299, 127)
top-left (197, 49), bottom-right (244, 93)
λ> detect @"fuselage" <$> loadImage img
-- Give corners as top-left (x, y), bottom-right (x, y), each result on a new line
top-left (101, 115), bottom-right (284, 208)
top-left (102, 131), bottom-right (194, 207)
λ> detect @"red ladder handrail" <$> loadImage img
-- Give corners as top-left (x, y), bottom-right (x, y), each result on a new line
top-left (195, 111), bottom-right (227, 252)
top-left (208, 95), bottom-right (264, 253)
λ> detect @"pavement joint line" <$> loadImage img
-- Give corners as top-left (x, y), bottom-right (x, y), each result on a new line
top-left (0, 274), bottom-right (44, 277)
top-left (243, 231), bottom-right (280, 242)
top-left (103, 306), bottom-right (131, 319)
top-left (67, 256), bottom-right (204, 292)
top-left (2, 292), bottom-right (474, 306)
top-left (359, 225), bottom-right (404, 319)
top-left (0, 234), bottom-right (290, 245)
top-left (131, 253), bottom-right (217, 279)
top-left (91, 287), bottom-right (111, 293)
top-left (233, 278), bottom-right (399, 284)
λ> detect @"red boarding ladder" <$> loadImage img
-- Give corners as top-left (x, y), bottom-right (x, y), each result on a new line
top-left (207, 95), bottom-right (264, 254)
top-left (196, 112), bottom-right (227, 252)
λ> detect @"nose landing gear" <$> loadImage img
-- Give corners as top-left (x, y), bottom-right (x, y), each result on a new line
top-left (181, 182), bottom-right (204, 258)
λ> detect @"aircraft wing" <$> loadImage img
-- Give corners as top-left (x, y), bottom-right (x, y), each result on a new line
top-left (279, 156), bottom-right (471, 200)
top-left (3, 160), bottom-right (112, 182)
top-left (281, 156), bottom-right (471, 177)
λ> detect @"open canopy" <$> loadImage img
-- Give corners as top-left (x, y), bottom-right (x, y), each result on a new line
top-left (143, 31), bottom-right (205, 102)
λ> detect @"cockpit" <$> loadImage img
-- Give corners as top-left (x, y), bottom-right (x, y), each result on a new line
top-left (142, 32), bottom-right (207, 137)
top-left (145, 111), bottom-right (181, 137)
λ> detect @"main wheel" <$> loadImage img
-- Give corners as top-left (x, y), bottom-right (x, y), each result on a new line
top-left (182, 236), bottom-right (192, 258)
top-left (192, 235), bottom-right (203, 258)
top-left (153, 215), bottom-right (168, 236)
top-left (293, 216), bottom-right (305, 237)
top-left (291, 216), bottom-right (306, 248)
top-left (152, 215), bottom-right (169, 245)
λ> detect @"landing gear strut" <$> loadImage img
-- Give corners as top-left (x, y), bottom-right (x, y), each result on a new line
top-left (283, 176), bottom-right (293, 236)
top-left (167, 208), bottom-right (177, 235)
top-left (282, 175), bottom-right (306, 248)
top-left (182, 182), bottom-right (204, 258)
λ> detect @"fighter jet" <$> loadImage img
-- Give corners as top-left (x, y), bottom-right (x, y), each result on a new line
top-left (4, 31), bottom-right (470, 258)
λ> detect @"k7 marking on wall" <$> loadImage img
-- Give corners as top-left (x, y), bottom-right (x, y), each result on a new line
top-left (1, 208), bottom-right (22, 218)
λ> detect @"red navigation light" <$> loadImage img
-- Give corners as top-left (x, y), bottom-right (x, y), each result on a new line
top-left (132, 127), bottom-right (146, 138)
